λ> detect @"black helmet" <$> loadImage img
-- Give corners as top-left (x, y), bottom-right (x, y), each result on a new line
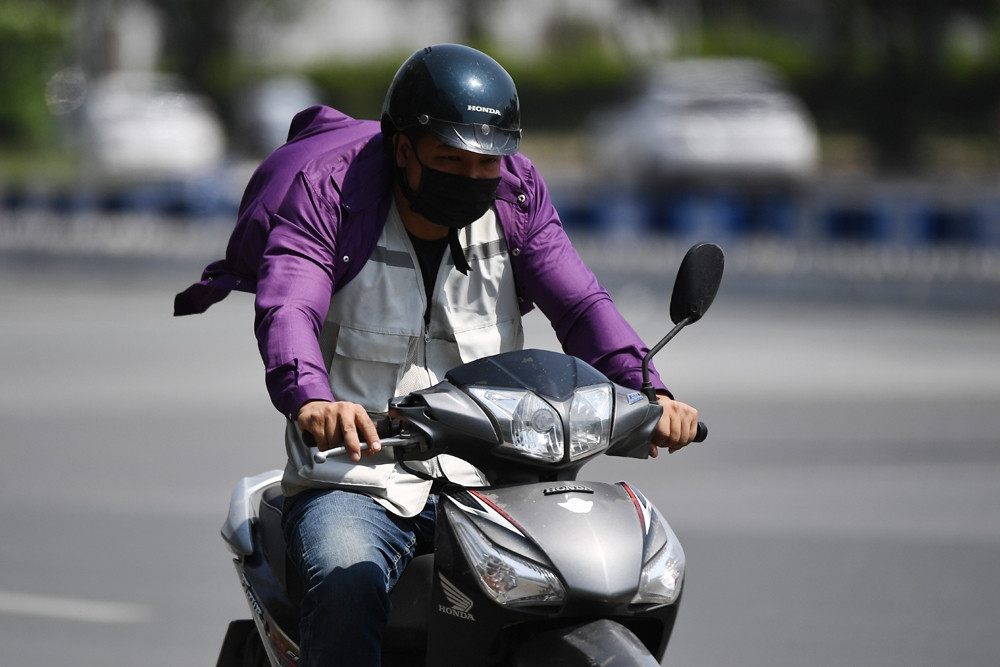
top-left (381, 44), bottom-right (521, 156)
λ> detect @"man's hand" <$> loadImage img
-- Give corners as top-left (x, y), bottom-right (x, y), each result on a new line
top-left (648, 394), bottom-right (699, 458)
top-left (296, 400), bottom-right (381, 462)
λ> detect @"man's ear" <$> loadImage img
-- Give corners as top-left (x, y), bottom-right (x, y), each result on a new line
top-left (394, 133), bottom-right (411, 169)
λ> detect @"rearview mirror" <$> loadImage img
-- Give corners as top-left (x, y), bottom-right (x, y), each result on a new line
top-left (641, 243), bottom-right (725, 402)
top-left (670, 242), bottom-right (725, 325)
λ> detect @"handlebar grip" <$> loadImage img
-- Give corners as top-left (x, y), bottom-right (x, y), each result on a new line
top-left (694, 421), bottom-right (708, 443)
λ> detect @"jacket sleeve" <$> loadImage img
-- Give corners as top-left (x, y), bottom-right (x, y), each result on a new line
top-left (511, 162), bottom-right (670, 396)
top-left (254, 172), bottom-right (340, 419)
top-left (173, 188), bottom-right (273, 315)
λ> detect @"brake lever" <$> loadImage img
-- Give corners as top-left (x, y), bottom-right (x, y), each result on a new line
top-left (312, 442), bottom-right (384, 464)
top-left (311, 434), bottom-right (426, 464)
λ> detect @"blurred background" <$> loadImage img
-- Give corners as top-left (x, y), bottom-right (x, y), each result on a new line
top-left (2, 2), bottom-right (1000, 666)
top-left (4, 0), bottom-right (1000, 272)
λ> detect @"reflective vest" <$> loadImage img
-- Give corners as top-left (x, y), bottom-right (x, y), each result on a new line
top-left (282, 203), bottom-right (524, 516)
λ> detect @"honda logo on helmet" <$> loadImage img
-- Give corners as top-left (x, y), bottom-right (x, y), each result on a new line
top-left (468, 104), bottom-right (501, 115)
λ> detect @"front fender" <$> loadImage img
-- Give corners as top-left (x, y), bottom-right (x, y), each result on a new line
top-left (511, 619), bottom-right (660, 667)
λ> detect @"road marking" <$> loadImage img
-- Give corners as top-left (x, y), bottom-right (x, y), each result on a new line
top-left (0, 590), bottom-right (153, 624)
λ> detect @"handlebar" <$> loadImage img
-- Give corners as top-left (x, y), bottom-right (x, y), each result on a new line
top-left (308, 421), bottom-right (707, 465)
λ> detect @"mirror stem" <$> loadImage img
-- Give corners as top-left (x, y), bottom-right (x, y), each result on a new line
top-left (641, 316), bottom-right (692, 403)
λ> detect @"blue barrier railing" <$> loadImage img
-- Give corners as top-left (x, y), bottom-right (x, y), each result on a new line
top-left (551, 182), bottom-right (1000, 250)
top-left (3, 178), bottom-right (1000, 251)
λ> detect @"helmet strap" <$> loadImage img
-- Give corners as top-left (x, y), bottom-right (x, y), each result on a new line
top-left (448, 227), bottom-right (471, 275)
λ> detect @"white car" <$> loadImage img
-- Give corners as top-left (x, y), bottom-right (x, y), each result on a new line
top-left (81, 71), bottom-right (227, 181)
top-left (589, 58), bottom-right (819, 185)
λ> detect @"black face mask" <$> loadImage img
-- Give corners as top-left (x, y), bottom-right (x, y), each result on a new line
top-left (398, 151), bottom-right (501, 230)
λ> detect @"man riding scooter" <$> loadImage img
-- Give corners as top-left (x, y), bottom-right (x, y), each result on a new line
top-left (176, 43), bottom-right (700, 667)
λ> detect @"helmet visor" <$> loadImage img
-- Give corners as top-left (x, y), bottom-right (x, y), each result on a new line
top-left (422, 117), bottom-right (521, 156)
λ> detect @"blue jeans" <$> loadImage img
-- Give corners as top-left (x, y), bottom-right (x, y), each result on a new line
top-left (282, 488), bottom-right (437, 667)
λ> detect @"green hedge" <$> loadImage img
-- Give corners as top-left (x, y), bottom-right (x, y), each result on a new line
top-left (0, 1), bottom-right (72, 150)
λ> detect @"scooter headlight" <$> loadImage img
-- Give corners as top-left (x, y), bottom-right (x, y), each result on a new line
top-left (631, 507), bottom-right (685, 607)
top-left (568, 385), bottom-right (612, 460)
top-left (469, 388), bottom-right (564, 462)
top-left (447, 503), bottom-right (566, 607)
top-left (468, 385), bottom-right (612, 463)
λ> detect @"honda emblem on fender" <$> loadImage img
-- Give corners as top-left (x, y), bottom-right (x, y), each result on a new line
top-left (543, 484), bottom-right (593, 496)
top-left (438, 574), bottom-right (476, 621)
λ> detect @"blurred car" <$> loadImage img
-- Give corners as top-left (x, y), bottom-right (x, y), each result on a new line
top-left (588, 58), bottom-right (819, 186)
top-left (235, 76), bottom-right (324, 156)
top-left (80, 71), bottom-right (227, 181)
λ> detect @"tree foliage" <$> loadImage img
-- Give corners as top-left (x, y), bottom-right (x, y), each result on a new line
top-left (0, 0), bottom-right (73, 148)
top-left (698, 0), bottom-right (1000, 171)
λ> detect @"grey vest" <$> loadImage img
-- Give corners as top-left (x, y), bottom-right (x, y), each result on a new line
top-left (282, 203), bottom-right (524, 516)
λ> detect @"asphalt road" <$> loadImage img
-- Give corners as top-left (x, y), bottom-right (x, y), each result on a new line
top-left (1, 248), bottom-right (998, 666)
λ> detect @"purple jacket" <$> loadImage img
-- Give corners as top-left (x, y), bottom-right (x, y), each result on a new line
top-left (175, 106), bottom-right (667, 418)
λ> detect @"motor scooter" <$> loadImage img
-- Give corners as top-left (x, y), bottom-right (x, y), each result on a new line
top-left (216, 242), bottom-right (724, 666)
